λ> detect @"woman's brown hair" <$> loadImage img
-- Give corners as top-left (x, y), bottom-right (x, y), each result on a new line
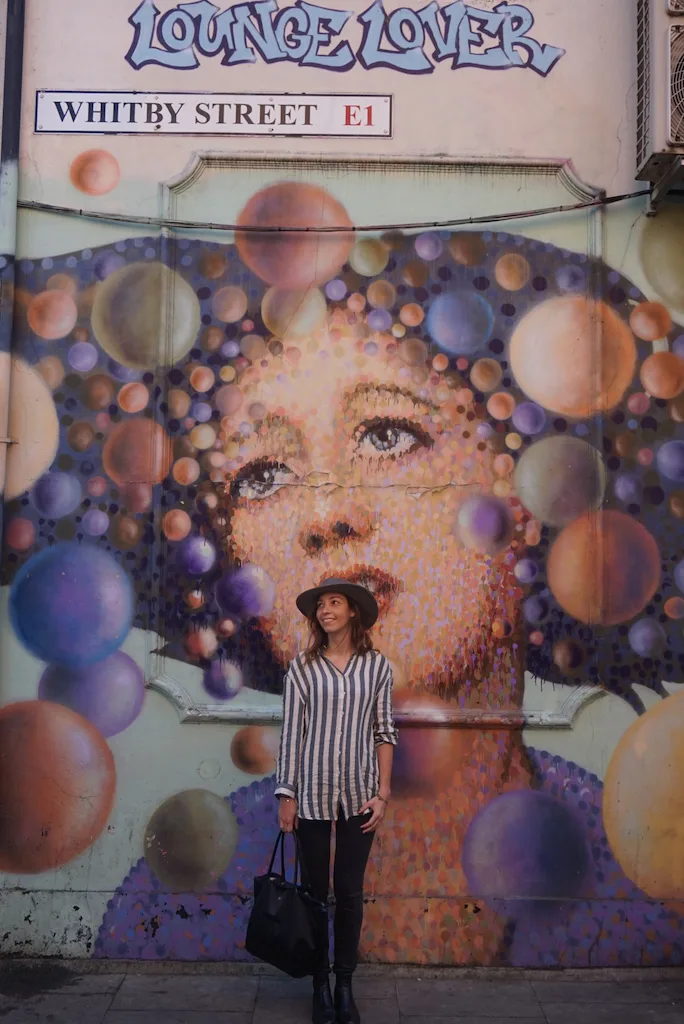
top-left (304, 595), bottom-right (374, 663)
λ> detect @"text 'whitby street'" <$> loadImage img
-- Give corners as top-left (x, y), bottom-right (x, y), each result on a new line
top-left (127, 0), bottom-right (565, 76)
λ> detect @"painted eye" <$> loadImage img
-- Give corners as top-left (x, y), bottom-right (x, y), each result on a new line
top-left (355, 417), bottom-right (433, 458)
top-left (229, 459), bottom-right (295, 501)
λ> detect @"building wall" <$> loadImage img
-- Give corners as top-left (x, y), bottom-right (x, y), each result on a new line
top-left (1, 0), bottom-right (684, 965)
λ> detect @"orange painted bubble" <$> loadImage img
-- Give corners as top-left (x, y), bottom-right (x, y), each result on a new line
top-left (199, 251), bottom-right (227, 280)
top-left (640, 352), bottom-right (684, 400)
top-left (173, 457), bottom-right (201, 486)
top-left (28, 290), bottom-right (78, 340)
top-left (629, 301), bottom-right (672, 342)
top-left (495, 253), bottom-right (530, 291)
top-left (162, 509), bottom-right (192, 542)
top-left (5, 518), bottom-right (35, 551)
top-left (70, 149), bottom-right (120, 196)
top-left (547, 510), bottom-right (660, 626)
top-left (471, 358), bottom-right (503, 393)
top-left (103, 418), bottom-right (172, 487)
top-left (231, 726), bottom-right (280, 774)
top-left (190, 367), bottom-right (215, 393)
top-left (367, 280), bottom-right (396, 310)
top-left (118, 382), bottom-right (149, 413)
top-left (664, 597), bottom-right (684, 620)
top-left (399, 303), bottom-right (424, 327)
top-left (212, 286), bottom-right (247, 324)
top-left (432, 354), bottom-right (449, 372)
top-left (487, 392), bottom-right (516, 421)
top-left (449, 233), bottom-right (486, 267)
top-left (184, 627), bottom-right (218, 660)
top-left (168, 388), bottom-right (191, 419)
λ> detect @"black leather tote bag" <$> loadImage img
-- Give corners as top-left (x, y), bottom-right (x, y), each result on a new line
top-left (245, 830), bottom-right (328, 977)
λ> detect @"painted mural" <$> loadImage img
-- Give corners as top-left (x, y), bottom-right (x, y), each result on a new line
top-left (2, 161), bottom-right (684, 966)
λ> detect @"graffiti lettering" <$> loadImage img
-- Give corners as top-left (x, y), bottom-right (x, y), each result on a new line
top-left (126, 0), bottom-right (565, 75)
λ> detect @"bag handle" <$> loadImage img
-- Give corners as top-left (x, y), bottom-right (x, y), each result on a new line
top-left (267, 831), bottom-right (313, 891)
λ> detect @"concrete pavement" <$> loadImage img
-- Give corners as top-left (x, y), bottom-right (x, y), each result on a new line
top-left (0, 961), bottom-right (683, 1023)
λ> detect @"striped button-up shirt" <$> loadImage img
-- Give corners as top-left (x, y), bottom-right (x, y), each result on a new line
top-left (275, 650), bottom-right (398, 821)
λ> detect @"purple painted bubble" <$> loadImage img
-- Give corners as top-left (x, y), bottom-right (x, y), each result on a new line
top-left (628, 618), bottom-right (666, 657)
top-left (177, 536), bottom-right (216, 576)
top-left (512, 402), bottom-right (546, 436)
top-left (426, 291), bottom-right (494, 355)
top-left (222, 341), bottom-right (240, 358)
top-left (68, 342), bottom-right (98, 372)
top-left (203, 660), bottom-right (243, 701)
top-left (82, 508), bottom-right (110, 537)
top-left (367, 308), bottom-right (392, 332)
top-left (191, 402), bottom-right (212, 423)
top-left (457, 495), bottom-right (513, 555)
top-left (9, 543), bottom-right (133, 667)
top-left (325, 279), bottom-right (347, 301)
top-left (675, 559), bottom-right (684, 594)
top-left (414, 232), bottom-right (443, 261)
top-left (38, 651), bottom-right (145, 738)
top-left (656, 440), bottom-right (684, 483)
top-left (94, 252), bottom-right (126, 281)
top-left (463, 790), bottom-right (588, 900)
top-left (514, 559), bottom-right (539, 585)
top-left (673, 335), bottom-right (684, 360)
top-left (32, 472), bottom-right (82, 518)
top-left (614, 473), bottom-right (641, 503)
top-left (555, 265), bottom-right (587, 292)
top-left (216, 564), bottom-right (276, 620)
top-left (523, 595), bottom-right (549, 624)
top-left (364, 341), bottom-right (379, 356)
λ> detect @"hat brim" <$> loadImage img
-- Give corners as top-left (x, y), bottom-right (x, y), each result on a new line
top-left (296, 580), bottom-right (379, 628)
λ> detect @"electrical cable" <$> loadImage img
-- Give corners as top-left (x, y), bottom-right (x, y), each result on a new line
top-left (16, 188), bottom-right (651, 235)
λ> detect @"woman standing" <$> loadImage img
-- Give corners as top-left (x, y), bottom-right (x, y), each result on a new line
top-left (275, 577), bottom-right (397, 1024)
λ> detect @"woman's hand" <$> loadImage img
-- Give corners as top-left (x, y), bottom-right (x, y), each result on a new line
top-left (278, 796), bottom-right (298, 833)
top-left (358, 795), bottom-right (388, 833)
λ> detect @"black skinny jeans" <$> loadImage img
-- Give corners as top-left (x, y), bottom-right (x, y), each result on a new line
top-left (297, 810), bottom-right (375, 976)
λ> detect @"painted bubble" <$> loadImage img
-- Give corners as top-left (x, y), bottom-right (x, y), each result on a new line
top-left (31, 471), bottom-right (82, 519)
top-left (70, 149), bottom-right (120, 195)
top-left (162, 508), bottom-right (192, 542)
top-left (640, 203), bottom-right (684, 313)
top-left (103, 418), bottom-right (172, 487)
top-left (656, 440), bottom-right (684, 483)
top-left (604, 691), bottom-right (684, 898)
top-left (92, 262), bottom-right (200, 369)
top-left (399, 303), bottom-right (424, 327)
top-left (514, 559), bottom-right (538, 584)
top-left (5, 518), bottom-right (35, 551)
top-left (463, 791), bottom-right (588, 900)
top-left (211, 285), bottom-right (248, 323)
top-left (203, 660), bottom-right (243, 701)
top-left (68, 341), bottom-right (98, 372)
top-left (82, 508), bottom-right (109, 537)
top-left (27, 290), bottom-right (78, 341)
top-left (198, 250), bottom-right (227, 280)
top-left (9, 543), bottom-right (134, 667)
top-left (366, 279), bottom-right (396, 309)
top-left (118, 382), bottom-right (149, 413)
top-left (67, 421), bottom-right (96, 453)
top-left (675, 559), bottom-right (684, 593)
top-left (509, 297), bottom-right (636, 417)
top-left (664, 597), bottom-right (684, 620)
top-left (1, 355), bottom-right (59, 500)
top-left (555, 264), bottom-right (586, 292)
top-left (94, 251), bottom-right (126, 281)
top-left (457, 496), bottom-right (513, 556)
top-left (547, 510), bottom-right (660, 626)
top-left (261, 286), bottom-right (326, 340)
top-left (349, 239), bottom-right (389, 277)
top-left (0, 701), bottom-right (115, 873)
top-left (216, 564), bottom-right (276, 620)
top-left (177, 535), bottom-right (216, 576)
top-left (614, 472), bottom-right (641, 503)
top-left (39, 651), bottom-right (145, 738)
top-left (630, 301), bottom-right (672, 342)
top-left (523, 595), bottom-right (549, 625)
top-left (448, 233), bottom-right (485, 266)
top-left (470, 358), bottom-right (503, 393)
top-left (235, 182), bottom-right (354, 289)
top-left (414, 232), bottom-right (443, 261)
top-left (231, 726), bottom-right (280, 774)
top-left (392, 692), bottom-right (473, 798)
top-left (368, 308), bottom-right (391, 332)
top-left (426, 291), bottom-right (494, 355)
top-left (511, 401), bottom-right (546, 435)
top-left (514, 437), bottom-right (606, 527)
top-left (640, 352), bottom-right (684, 400)
top-left (184, 627), bottom-right (218, 660)
top-left (83, 373), bottom-right (115, 410)
top-left (552, 638), bottom-right (585, 675)
top-left (628, 618), bottom-right (666, 658)
top-left (494, 252), bottom-right (530, 291)
top-left (487, 392), bottom-right (515, 421)
top-left (325, 279), bottom-right (347, 301)
top-left (144, 790), bottom-right (238, 891)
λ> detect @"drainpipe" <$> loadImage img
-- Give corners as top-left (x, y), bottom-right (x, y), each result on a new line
top-left (0, 0), bottom-right (27, 541)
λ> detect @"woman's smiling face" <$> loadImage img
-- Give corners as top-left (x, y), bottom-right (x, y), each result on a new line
top-left (218, 318), bottom-right (523, 702)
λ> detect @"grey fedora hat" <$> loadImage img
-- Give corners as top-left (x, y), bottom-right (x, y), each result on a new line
top-left (296, 577), bottom-right (379, 628)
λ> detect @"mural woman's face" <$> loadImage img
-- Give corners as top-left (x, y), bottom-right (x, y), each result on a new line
top-left (220, 320), bottom-right (522, 698)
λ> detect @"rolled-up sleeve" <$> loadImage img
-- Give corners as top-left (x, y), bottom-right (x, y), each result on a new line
top-left (275, 661), bottom-right (307, 799)
top-left (373, 658), bottom-right (398, 747)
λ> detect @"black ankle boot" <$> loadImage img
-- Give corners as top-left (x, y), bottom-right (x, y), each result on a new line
top-left (335, 973), bottom-right (360, 1024)
top-left (312, 973), bottom-right (336, 1024)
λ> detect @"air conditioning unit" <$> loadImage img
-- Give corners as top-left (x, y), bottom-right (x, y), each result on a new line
top-left (636, 0), bottom-right (684, 187)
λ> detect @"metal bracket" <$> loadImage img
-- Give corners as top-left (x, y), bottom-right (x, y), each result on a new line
top-left (647, 155), bottom-right (684, 215)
